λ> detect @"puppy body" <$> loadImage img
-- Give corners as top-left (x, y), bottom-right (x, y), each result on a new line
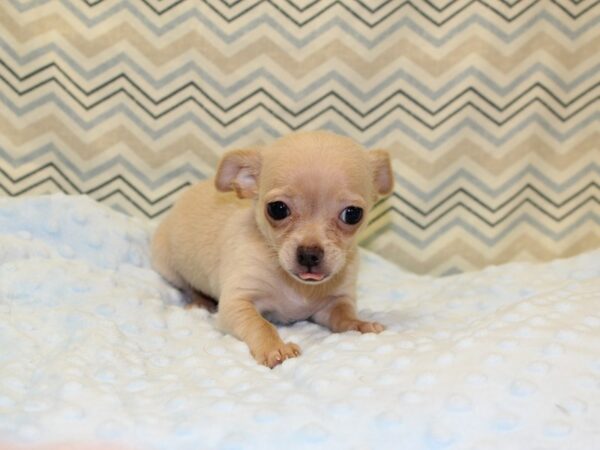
top-left (152, 131), bottom-right (393, 367)
top-left (154, 181), bottom-right (354, 322)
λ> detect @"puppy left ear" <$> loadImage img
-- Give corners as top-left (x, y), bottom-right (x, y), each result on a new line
top-left (215, 148), bottom-right (262, 199)
top-left (368, 149), bottom-right (394, 197)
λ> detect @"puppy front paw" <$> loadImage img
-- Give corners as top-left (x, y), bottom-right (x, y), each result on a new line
top-left (336, 320), bottom-right (385, 334)
top-left (253, 341), bottom-right (301, 368)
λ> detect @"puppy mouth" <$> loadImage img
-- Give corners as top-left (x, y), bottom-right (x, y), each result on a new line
top-left (295, 271), bottom-right (328, 283)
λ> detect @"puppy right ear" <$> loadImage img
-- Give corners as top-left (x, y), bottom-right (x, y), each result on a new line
top-left (215, 148), bottom-right (262, 199)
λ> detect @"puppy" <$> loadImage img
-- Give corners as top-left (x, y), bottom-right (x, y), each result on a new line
top-left (152, 131), bottom-right (393, 367)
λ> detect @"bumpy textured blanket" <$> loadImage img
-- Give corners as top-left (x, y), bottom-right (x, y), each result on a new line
top-left (0, 195), bottom-right (599, 450)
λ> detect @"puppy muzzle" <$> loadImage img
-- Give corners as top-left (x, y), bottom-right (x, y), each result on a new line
top-left (295, 245), bottom-right (327, 282)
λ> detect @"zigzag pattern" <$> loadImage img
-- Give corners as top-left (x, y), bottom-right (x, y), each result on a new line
top-left (1, 0), bottom-right (598, 274)
top-left (2, 61), bottom-right (598, 125)
top-left (10, 0), bottom-right (599, 23)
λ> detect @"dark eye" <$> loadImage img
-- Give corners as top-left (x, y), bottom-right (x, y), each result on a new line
top-left (266, 201), bottom-right (290, 221)
top-left (340, 206), bottom-right (363, 225)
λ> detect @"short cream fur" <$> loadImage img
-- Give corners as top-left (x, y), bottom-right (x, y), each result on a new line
top-left (152, 131), bottom-right (393, 367)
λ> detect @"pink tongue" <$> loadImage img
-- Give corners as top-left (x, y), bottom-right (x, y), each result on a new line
top-left (299, 272), bottom-right (325, 281)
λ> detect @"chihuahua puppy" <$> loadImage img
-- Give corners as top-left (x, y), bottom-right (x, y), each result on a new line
top-left (152, 131), bottom-right (393, 367)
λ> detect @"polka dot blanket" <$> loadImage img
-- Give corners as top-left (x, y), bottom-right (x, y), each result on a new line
top-left (1, 195), bottom-right (599, 450)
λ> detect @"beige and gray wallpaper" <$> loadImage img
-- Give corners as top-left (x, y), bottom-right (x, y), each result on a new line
top-left (1, 0), bottom-right (598, 275)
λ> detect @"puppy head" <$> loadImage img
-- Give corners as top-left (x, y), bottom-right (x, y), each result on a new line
top-left (215, 131), bottom-right (393, 285)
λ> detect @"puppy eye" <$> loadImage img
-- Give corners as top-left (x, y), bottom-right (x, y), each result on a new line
top-left (340, 206), bottom-right (363, 225)
top-left (266, 201), bottom-right (290, 221)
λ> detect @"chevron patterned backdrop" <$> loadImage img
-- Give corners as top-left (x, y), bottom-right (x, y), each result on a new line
top-left (1, 0), bottom-right (599, 275)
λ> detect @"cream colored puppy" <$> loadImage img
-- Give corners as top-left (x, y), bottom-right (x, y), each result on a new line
top-left (152, 131), bottom-right (393, 367)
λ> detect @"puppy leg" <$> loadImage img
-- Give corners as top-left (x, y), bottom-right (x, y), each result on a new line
top-left (219, 299), bottom-right (300, 368)
top-left (183, 286), bottom-right (218, 313)
top-left (313, 300), bottom-right (385, 334)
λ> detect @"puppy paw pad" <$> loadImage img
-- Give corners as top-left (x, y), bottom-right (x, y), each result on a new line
top-left (258, 342), bottom-right (301, 368)
top-left (360, 321), bottom-right (385, 333)
top-left (340, 320), bottom-right (385, 334)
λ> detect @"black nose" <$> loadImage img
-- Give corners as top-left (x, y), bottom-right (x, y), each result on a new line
top-left (297, 246), bottom-right (324, 269)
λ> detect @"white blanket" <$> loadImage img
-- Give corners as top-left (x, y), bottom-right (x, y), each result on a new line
top-left (1, 195), bottom-right (599, 450)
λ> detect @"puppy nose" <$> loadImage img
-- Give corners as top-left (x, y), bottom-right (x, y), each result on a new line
top-left (297, 246), bottom-right (324, 269)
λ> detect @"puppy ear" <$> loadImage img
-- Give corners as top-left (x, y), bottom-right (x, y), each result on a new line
top-left (215, 148), bottom-right (262, 199)
top-left (368, 150), bottom-right (394, 197)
